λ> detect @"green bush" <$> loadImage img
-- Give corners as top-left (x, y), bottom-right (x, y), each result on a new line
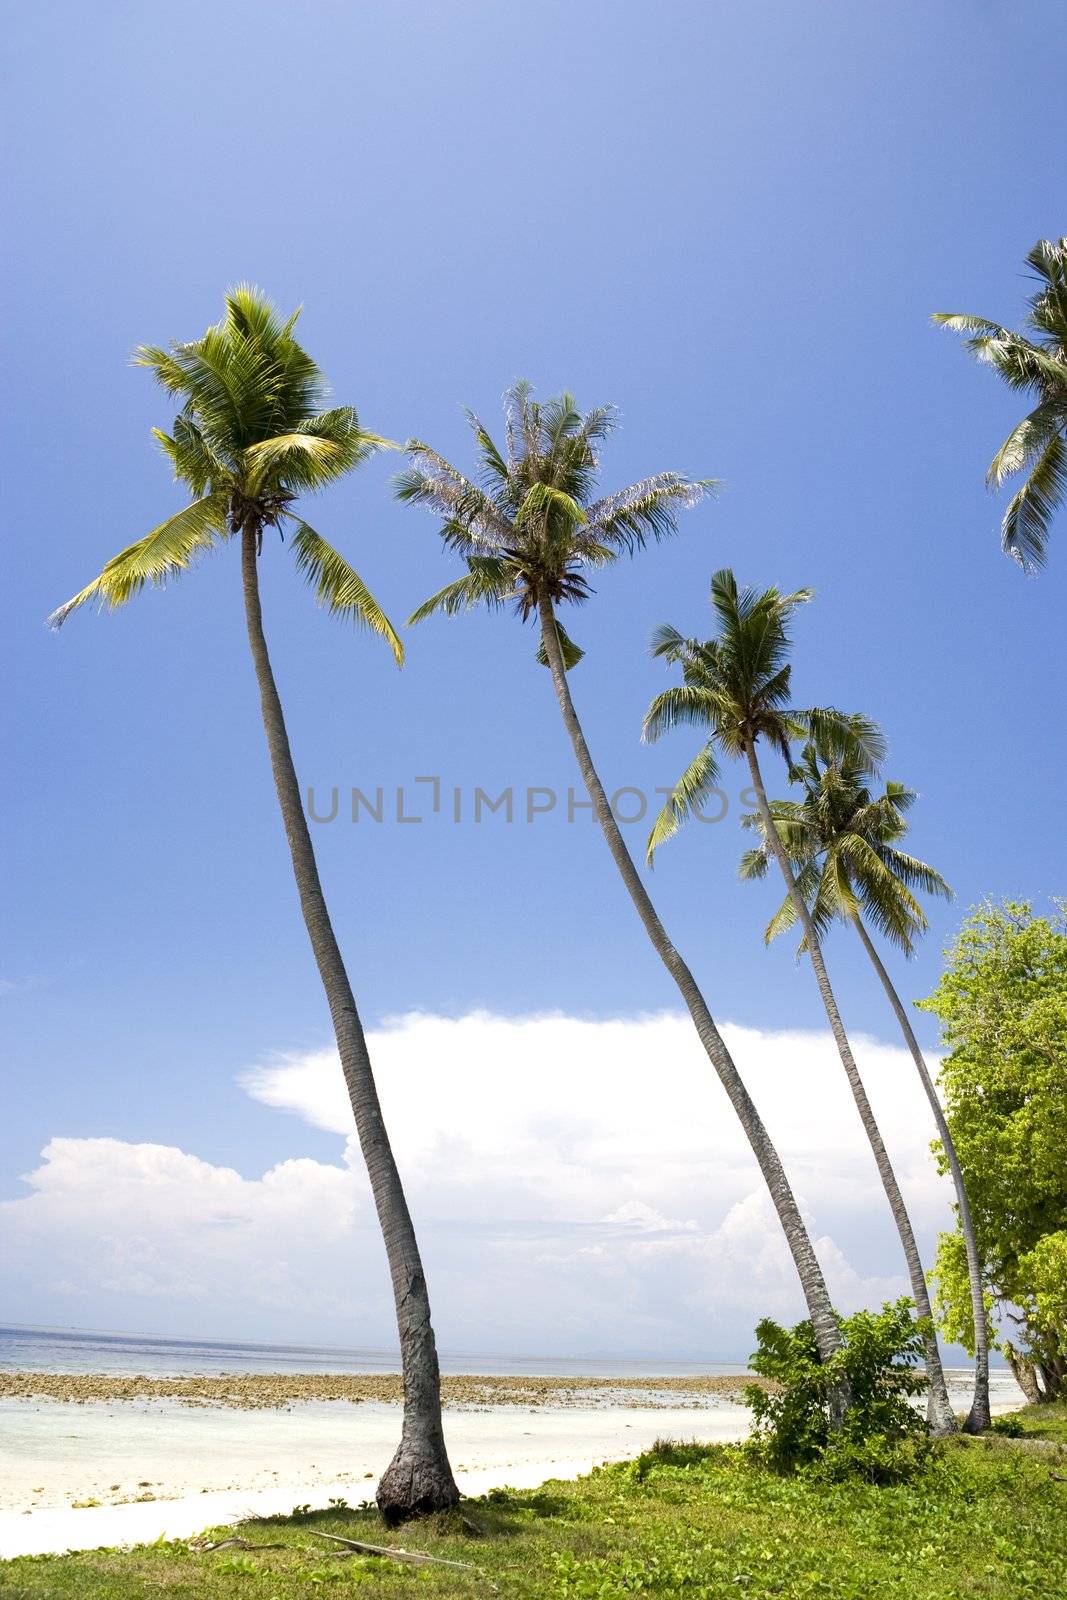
top-left (744, 1297), bottom-right (934, 1483)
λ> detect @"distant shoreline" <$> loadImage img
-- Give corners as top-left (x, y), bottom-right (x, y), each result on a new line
top-left (0, 1369), bottom-right (766, 1410)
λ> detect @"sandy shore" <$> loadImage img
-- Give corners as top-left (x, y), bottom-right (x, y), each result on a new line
top-left (0, 1366), bottom-right (1025, 1562)
top-left (0, 1397), bottom-right (753, 1560)
top-left (0, 1369), bottom-right (764, 1410)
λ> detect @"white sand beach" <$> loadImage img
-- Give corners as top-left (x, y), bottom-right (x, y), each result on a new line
top-left (0, 1367), bottom-right (1025, 1560)
top-left (0, 1397), bottom-right (752, 1560)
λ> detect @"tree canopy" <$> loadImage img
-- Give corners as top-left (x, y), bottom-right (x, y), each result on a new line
top-left (920, 901), bottom-right (1067, 1400)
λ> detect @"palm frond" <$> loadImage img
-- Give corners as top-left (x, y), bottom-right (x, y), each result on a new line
top-left (407, 557), bottom-right (516, 624)
top-left (290, 521), bottom-right (402, 664)
top-left (999, 427), bottom-right (1067, 571)
top-left (584, 473), bottom-right (715, 551)
top-left (645, 741), bottom-right (720, 862)
top-left (47, 494), bottom-right (229, 628)
top-left (802, 709), bottom-right (886, 772)
top-left (738, 844), bottom-right (771, 880)
top-left (642, 684), bottom-right (720, 743)
top-left (516, 482), bottom-right (587, 528)
top-left (535, 615), bottom-right (585, 671)
top-left (987, 403), bottom-right (1062, 487)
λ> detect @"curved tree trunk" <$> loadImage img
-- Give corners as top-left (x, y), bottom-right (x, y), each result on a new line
top-left (537, 599), bottom-right (846, 1390)
top-left (745, 746), bottom-right (957, 1435)
top-left (241, 529), bottom-right (458, 1523)
top-left (852, 915), bottom-right (991, 1433)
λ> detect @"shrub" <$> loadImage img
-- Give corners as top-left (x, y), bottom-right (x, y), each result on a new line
top-left (745, 1297), bottom-right (935, 1483)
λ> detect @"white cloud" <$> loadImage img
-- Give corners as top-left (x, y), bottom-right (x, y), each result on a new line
top-left (3, 1012), bottom-right (954, 1357)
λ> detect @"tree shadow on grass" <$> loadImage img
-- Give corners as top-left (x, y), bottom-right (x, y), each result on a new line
top-left (238, 1484), bottom-right (576, 1549)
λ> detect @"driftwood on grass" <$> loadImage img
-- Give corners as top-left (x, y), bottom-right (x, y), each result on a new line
top-left (306, 1529), bottom-right (474, 1568)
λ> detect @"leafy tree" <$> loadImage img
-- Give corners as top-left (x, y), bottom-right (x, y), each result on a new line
top-left (933, 237), bottom-right (1067, 571)
top-left (49, 287), bottom-right (458, 1522)
top-left (399, 384), bottom-right (847, 1380)
top-left (920, 902), bottom-right (1067, 1403)
top-left (746, 1299), bottom-right (932, 1483)
top-left (643, 573), bottom-right (956, 1433)
top-left (737, 741), bottom-right (992, 1431)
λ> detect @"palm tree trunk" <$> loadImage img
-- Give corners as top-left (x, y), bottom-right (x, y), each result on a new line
top-left (851, 915), bottom-right (991, 1432)
top-left (240, 528), bottom-right (458, 1523)
top-left (537, 598), bottom-right (846, 1387)
top-left (744, 745), bottom-right (957, 1435)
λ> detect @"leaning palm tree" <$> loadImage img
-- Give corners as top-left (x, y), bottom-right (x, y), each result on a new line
top-left (643, 571), bottom-right (957, 1434)
top-left (934, 237), bottom-right (1067, 571)
top-left (48, 287), bottom-right (458, 1522)
top-left (737, 742), bottom-right (991, 1431)
top-left (398, 384), bottom-right (847, 1384)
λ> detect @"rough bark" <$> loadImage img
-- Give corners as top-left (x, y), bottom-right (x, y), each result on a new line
top-left (852, 915), bottom-right (991, 1432)
top-left (745, 745), bottom-right (957, 1436)
top-left (1006, 1346), bottom-right (1064, 1404)
top-left (537, 599), bottom-right (846, 1387)
top-left (241, 529), bottom-right (458, 1522)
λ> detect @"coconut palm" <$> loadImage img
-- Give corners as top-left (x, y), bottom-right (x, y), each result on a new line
top-left (48, 287), bottom-right (458, 1522)
top-left (934, 237), bottom-right (1067, 571)
top-left (643, 571), bottom-right (957, 1434)
top-left (398, 384), bottom-right (847, 1381)
top-left (738, 743), bottom-right (991, 1431)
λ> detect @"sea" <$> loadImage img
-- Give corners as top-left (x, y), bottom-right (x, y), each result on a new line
top-left (0, 1324), bottom-right (750, 1381)
top-left (0, 1323), bottom-right (1026, 1409)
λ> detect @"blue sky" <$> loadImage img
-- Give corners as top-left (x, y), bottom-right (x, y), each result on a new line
top-left (3, 0), bottom-right (1065, 1354)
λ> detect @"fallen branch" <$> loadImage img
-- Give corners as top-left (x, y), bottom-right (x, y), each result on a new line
top-left (305, 1530), bottom-right (474, 1569)
top-left (191, 1537), bottom-right (287, 1552)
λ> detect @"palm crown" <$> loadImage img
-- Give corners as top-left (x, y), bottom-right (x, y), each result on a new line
top-left (400, 381), bottom-right (712, 663)
top-left (642, 569), bottom-right (884, 859)
top-left (934, 236), bottom-right (1067, 572)
top-left (49, 285), bottom-right (401, 659)
top-left (739, 740), bottom-right (952, 953)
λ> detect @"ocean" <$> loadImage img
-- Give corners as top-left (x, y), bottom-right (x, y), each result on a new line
top-left (0, 1324), bottom-right (751, 1381)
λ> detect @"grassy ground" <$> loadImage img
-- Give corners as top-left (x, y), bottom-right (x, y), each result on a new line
top-left (2, 1409), bottom-right (1064, 1600)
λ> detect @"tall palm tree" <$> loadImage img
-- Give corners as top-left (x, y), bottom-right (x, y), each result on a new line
top-left (934, 237), bottom-right (1067, 572)
top-left (737, 742), bottom-right (991, 1432)
top-left (48, 287), bottom-right (458, 1522)
top-left (643, 571), bottom-right (957, 1434)
top-left (398, 384), bottom-right (847, 1385)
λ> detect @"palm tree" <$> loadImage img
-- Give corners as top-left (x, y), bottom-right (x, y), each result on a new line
top-left (48, 287), bottom-right (459, 1523)
top-left (737, 742), bottom-right (991, 1432)
top-left (933, 237), bottom-right (1067, 571)
top-left (643, 571), bottom-right (957, 1434)
top-left (398, 384), bottom-right (847, 1385)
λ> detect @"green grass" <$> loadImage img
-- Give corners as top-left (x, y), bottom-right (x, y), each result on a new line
top-left (987, 1398), bottom-right (1067, 1444)
top-left (2, 1417), bottom-right (1065, 1600)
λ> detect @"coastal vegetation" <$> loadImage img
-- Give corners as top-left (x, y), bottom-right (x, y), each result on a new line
top-left (921, 903), bottom-right (1067, 1406)
top-left (734, 736), bottom-right (992, 1432)
top-left (641, 573), bottom-right (955, 1431)
top-left (3, 1407), bottom-right (1064, 1598)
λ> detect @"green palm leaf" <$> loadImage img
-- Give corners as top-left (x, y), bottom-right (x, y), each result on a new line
top-left (48, 493), bottom-right (229, 628)
top-left (935, 238), bottom-right (1067, 570)
top-left (1000, 429), bottom-right (1067, 571)
top-left (290, 521), bottom-right (403, 665)
top-left (535, 616), bottom-right (585, 671)
top-left (646, 741), bottom-right (721, 863)
top-left (407, 557), bottom-right (516, 624)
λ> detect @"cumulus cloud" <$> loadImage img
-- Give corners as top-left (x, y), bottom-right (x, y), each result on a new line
top-left (3, 1011), bottom-right (953, 1357)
